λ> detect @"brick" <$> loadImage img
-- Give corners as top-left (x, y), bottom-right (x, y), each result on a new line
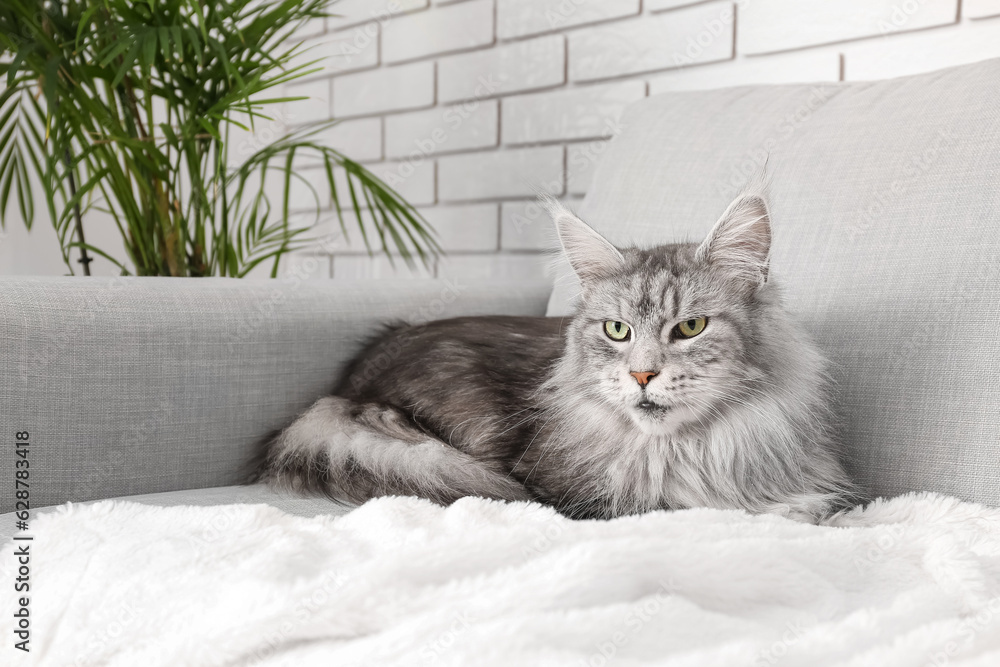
top-left (333, 254), bottom-right (436, 279)
top-left (501, 200), bottom-right (560, 250)
top-left (332, 159), bottom-right (436, 211)
top-left (497, 0), bottom-right (640, 39)
top-left (569, 2), bottom-right (735, 82)
top-left (283, 78), bottom-right (331, 125)
top-left (502, 81), bottom-right (645, 145)
top-left (333, 62), bottom-right (435, 117)
top-left (739, 0), bottom-right (959, 55)
top-left (383, 0), bottom-right (494, 64)
top-left (417, 204), bottom-right (499, 251)
top-left (385, 100), bottom-right (498, 159)
top-left (310, 27), bottom-right (379, 75)
top-left (648, 50), bottom-right (841, 94)
top-left (312, 117), bottom-right (383, 162)
top-left (438, 147), bottom-right (564, 201)
top-left (438, 35), bottom-right (565, 104)
top-left (844, 20), bottom-right (1000, 80)
top-left (328, 0), bottom-right (429, 31)
top-left (966, 0), bottom-right (1000, 18)
top-left (567, 142), bottom-right (610, 195)
top-left (437, 253), bottom-right (550, 282)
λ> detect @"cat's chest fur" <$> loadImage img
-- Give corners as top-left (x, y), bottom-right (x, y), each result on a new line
top-left (516, 396), bottom-right (723, 518)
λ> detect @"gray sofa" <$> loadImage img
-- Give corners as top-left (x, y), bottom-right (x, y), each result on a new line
top-left (3, 58), bottom-right (999, 538)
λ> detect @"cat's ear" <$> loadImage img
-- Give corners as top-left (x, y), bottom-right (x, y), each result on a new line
top-left (696, 193), bottom-right (771, 286)
top-left (544, 198), bottom-right (626, 283)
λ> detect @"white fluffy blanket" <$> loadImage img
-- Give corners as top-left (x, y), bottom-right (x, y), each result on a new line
top-left (3, 493), bottom-right (1000, 667)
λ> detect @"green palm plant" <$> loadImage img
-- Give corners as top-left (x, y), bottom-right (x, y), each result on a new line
top-left (0, 0), bottom-right (439, 277)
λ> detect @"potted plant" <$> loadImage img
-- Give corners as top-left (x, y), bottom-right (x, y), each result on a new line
top-left (0, 0), bottom-right (438, 277)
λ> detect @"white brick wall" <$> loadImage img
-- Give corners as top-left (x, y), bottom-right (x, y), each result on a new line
top-left (967, 0), bottom-right (1000, 19)
top-left (382, 0), bottom-right (494, 63)
top-left (6, 1), bottom-right (1000, 279)
top-left (332, 61), bottom-right (434, 117)
top-left (740, 1), bottom-right (959, 55)
top-left (438, 146), bottom-right (563, 201)
top-left (569, 3), bottom-right (735, 81)
top-left (385, 100), bottom-right (498, 158)
top-left (501, 81), bottom-right (646, 144)
top-left (497, 0), bottom-right (640, 39)
top-left (438, 35), bottom-right (565, 103)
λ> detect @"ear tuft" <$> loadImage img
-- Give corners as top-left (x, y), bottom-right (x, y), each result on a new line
top-left (543, 196), bottom-right (626, 283)
top-left (696, 193), bottom-right (772, 286)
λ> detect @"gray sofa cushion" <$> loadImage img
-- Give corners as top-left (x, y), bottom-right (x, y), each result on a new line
top-left (550, 58), bottom-right (1000, 505)
top-left (0, 277), bottom-right (551, 511)
top-left (0, 484), bottom-right (352, 542)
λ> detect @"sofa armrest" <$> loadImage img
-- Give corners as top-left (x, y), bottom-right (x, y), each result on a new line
top-left (0, 276), bottom-right (553, 510)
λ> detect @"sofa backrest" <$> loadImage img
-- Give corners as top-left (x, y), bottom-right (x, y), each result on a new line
top-left (549, 58), bottom-right (1000, 506)
top-left (0, 277), bottom-right (551, 510)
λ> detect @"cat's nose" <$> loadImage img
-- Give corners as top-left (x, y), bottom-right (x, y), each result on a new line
top-left (629, 371), bottom-right (658, 386)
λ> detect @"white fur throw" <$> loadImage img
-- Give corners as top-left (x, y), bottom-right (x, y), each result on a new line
top-left (3, 493), bottom-right (1000, 666)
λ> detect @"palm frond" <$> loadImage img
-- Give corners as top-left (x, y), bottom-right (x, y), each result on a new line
top-left (0, 0), bottom-right (439, 277)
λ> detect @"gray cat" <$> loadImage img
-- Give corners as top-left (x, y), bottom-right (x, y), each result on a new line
top-left (257, 190), bottom-right (855, 521)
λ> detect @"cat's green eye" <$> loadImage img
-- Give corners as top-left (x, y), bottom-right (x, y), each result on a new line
top-left (675, 317), bottom-right (708, 338)
top-left (604, 321), bottom-right (631, 341)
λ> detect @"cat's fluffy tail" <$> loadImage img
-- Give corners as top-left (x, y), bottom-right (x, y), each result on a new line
top-left (255, 396), bottom-right (531, 506)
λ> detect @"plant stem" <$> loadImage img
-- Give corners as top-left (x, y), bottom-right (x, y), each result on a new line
top-left (64, 150), bottom-right (92, 276)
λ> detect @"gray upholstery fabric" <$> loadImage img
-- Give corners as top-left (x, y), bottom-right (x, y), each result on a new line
top-left (549, 58), bottom-right (1000, 505)
top-left (0, 277), bottom-right (551, 511)
top-left (0, 484), bottom-right (352, 542)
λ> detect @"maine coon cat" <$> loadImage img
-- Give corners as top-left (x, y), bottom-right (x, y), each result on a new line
top-left (257, 190), bottom-right (854, 521)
